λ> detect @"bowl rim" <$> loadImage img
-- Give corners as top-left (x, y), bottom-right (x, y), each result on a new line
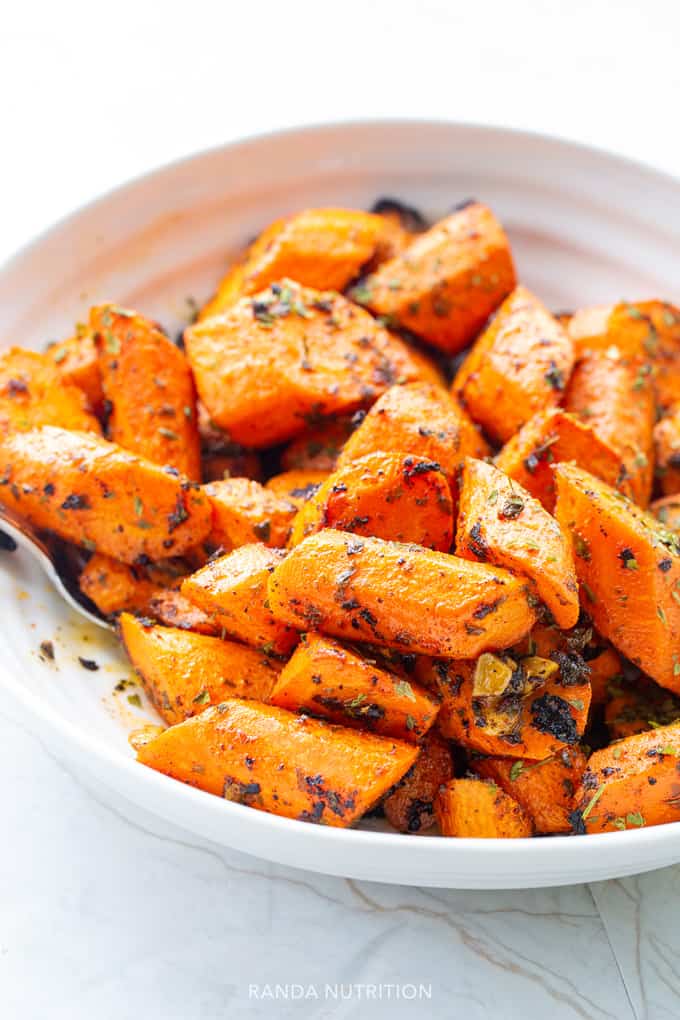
top-left (2, 116), bottom-right (680, 865)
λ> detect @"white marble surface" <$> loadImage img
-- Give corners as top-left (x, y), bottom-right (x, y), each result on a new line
top-left (2, 3), bottom-right (680, 1017)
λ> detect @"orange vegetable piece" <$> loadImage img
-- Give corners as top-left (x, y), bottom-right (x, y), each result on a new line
top-left (453, 285), bottom-right (574, 444)
top-left (199, 208), bottom-right (401, 319)
top-left (204, 477), bottom-right (296, 550)
top-left (267, 529), bottom-right (536, 658)
top-left (456, 457), bottom-right (579, 628)
top-left (495, 408), bottom-right (632, 512)
top-left (474, 748), bottom-right (587, 834)
top-left (654, 406), bottom-right (680, 497)
top-left (0, 426), bottom-right (211, 563)
top-left (353, 202), bottom-right (516, 354)
top-left (420, 654), bottom-right (591, 759)
top-left (180, 544), bottom-right (299, 656)
top-left (120, 613), bottom-right (279, 725)
top-left (270, 632), bottom-right (439, 742)
top-left (136, 699), bottom-right (418, 827)
top-left (554, 462), bottom-right (680, 692)
top-left (337, 381), bottom-right (490, 487)
top-left (0, 347), bottom-right (101, 435)
top-left (382, 731), bottom-right (454, 833)
top-left (573, 724), bottom-right (680, 834)
top-left (289, 451), bottom-right (453, 552)
top-left (145, 589), bottom-right (221, 635)
top-left (436, 778), bottom-right (533, 838)
top-left (651, 495), bottom-right (680, 533)
top-left (185, 280), bottom-right (426, 448)
top-left (264, 469), bottom-right (328, 511)
top-left (604, 675), bottom-right (680, 741)
top-left (563, 347), bottom-right (654, 507)
top-left (587, 642), bottom-right (624, 706)
top-left (49, 328), bottom-right (104, 414)
top-left (80, 553), bottom-right (160, 616)
top-left (281, 416), bottom-right (355, 472)
top-left (91, 304), bottom-right (201, 480)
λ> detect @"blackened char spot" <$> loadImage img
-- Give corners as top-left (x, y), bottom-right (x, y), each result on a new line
top-left (531, 693), bottom-right (578, 744)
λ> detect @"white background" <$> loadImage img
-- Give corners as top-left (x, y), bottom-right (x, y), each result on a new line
top-left (2, 3), bottom-right (680, 1018)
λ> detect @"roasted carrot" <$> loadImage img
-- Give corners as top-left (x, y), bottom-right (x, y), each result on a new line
top-left (473, 748), bottom-right (586, 835)
top-left (264, 469), bottom-right (328, 511)
top-left (336, 381), bottom-right (490, 487)
top-left (120, 613), bottom-right (279, 725)
top-left (652, 495), bottom-right (680, 533)
top-left (382, 731), bottom-right (454, 833)
top-left (288, 451), bottom-right (453, 552)
top-left (423, 652), bottom-right (590, 759)
top-left (0, 426), bottom-right (212, 563)
top-left (269, 632), bottom-right (439, 742)
top-left (654, 406), bottom-right (680, 497)
top-left (79, 553), bottom-right (161, 616)
top-left (352, 202), bottom-right (516, 354)
top-left (436, 777), bottom-right (533, 838)
top-left (91, 304), bottom-right (201, 480)
top-left (453, 285), bottom-right (575, 443)
top-left (604, 674), bottom-right (680, 740)
top-left (281, 416), bottom-right (355, 472)
top-left (201, 449), bottom-right (263, 483)
top-left (267, 529), bottom-right (536, 658)
top-left (573, 723), bottom-right (680, 834)
top-left (199, 208), bottom-right (404, 319)
top-left (145, 588), bottom-right (221, 635)
top-left (204, 477), bottom-right (296, 550)
top-left (185, 281), bottom-right (426, 447)
top-left (587, 642), bottom-right (624, 707)
top-left (180, 544), bottom-right (299, 656)
top-left (136, 699), bottom-right (419, 827)
top-left (554, 462), bottom-right (680, 692)
top-left (563, 347), bottom-right (655, 507)
top-left (495, 408), bottom-right (632, 512)
top-left (48, 328), bottom-right (105, 414)
top-left (456, 457), bottom-right (579, 628)
top-left (0, 347), bottom-right (101, 435)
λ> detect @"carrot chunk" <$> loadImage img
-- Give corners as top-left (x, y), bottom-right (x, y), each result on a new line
top-left (136, 699), bottom-right (418, 827)
top-left (495, 408), bottom-right (632, 512)
top-left (573, 724), bottom-right (680, 834)
top-left (80, 553), bottom-right (161, 616)
top-left (436, 778), bottom-right (533, 838)
top-left (654, 406), bottom-right (680, 497)
top-left (145, 589), bottom-right (221, 635)
top-left (337, 381), bottom-right (489, 487)
top-left (48, 329), bottom-right (104, 414)
top-left (554, 462), bottom-right (680, 692)
top-left (204, 477), bottom-right (296, 550)
top-left (0, 348), bottom-right (101, 435)
top-left (456, 457), bottom-right (579, 628)
top-left (181, 544), bottom-right (299, 656)
top-left (264, 469), bottom-right (328, 511)
top-left (353, 203), bottom-right (516, 354)
top-left (289, 451), bottom-right (453, 552)
top-left (382, 731), bottom-right (454, 833)
top-left (604, 674), bottom-right (680, 741)
top-left (474, 748), bottom-right (587, 834)
top-left (0, 426), bottom-right (211, 563)
top-left (281, 417), bottom-right (355, 472)
top-left (453, 285), bottom-right (574, 443)
top-left (270, 632), bottom-right (439, 742)
top-left (267, 529), bottom-right (536, 658)
top-left (185, 281), bottom-right (426, 447)
top-left (91, 304), bottom-right (201, 480)
top-left (120, 613), bottom-right (279, 725)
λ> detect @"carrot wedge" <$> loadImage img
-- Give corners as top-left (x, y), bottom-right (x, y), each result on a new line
top-left (495, 408), bottom-right (632, 512)
top-left (180, 544), bottom-right (299, 656)
top-left (185, 281), bottom-right (425, 448)
top-left (554, 462), bottom-right (680, 692)
top-left (453, 285), bottom-right (575, 444)
top-left (49, 329), bottom-right (105, 415)
top-left (436, 778), bottom-right (533, 838)
top-left (120, 613), bottom-right (279, 725)
top-left (91, 304), bottom-right (201, 480)
top-left (204, 477), bottom-right (297, 550)
top-left (473, 749), bottom-right (587, 834)
top-left (337, 381), bottom-right (489, 488)
top-left (136, 699), bottom-right (418, 827)
top-left (289, 451), bottom-right (453, 551)
top-left (654, 406), bottom-right (680, 497)
top-left (573, 724), bottom-right (680, 834)
top-left (267, 529), bottom-right (536, 658)
top-left (0, 347), bottom-right (101, 435)
top-left (352, 202), bottom-right (516, 354)
top-left (382, 731), bottom-right (454, 833)
top-left (79, 553), bottom-right (161, 616)
top-left (270, 632), bottom-right (439, 742)
top-left (264, 469), bottom-right (328, 511)
top-left (456, 457), bottom-right (579, 628)
top-left (0, 426), bottom-right (211, 563)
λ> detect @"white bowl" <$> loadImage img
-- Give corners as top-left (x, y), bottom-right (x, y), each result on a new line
top-left (2, 120), bottom-right (680, 889)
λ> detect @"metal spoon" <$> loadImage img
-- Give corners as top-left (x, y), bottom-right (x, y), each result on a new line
top-left (0, 507), bottom-right (113, 630)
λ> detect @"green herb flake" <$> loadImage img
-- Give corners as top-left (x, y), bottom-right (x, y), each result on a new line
top-left (158, 427), bottom-right (179, 440)
top-left (193, 689), bottom-right (211, 705)
top-left (134, 496), bottom-right (144, 518)
top-left (394, 679), bottom-right (417, 702)
top-left (127, 693), bottom-right (142, 708)
top-left (581, 785), bottom-right (604, 821)
top-left (405, 714), bottom-right (416, 731)
top-left (582, 581), bottom-right (598, 604)
top-left (52, 348), bottom-right (68, 364)
top-left (487, 489), bottom-right (499, 506)
top-left (509, 760), bottom-right (525, 782)
top-left (626, 811), bottom-right (645, 827)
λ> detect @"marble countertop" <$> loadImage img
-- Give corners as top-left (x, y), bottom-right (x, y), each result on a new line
top-left (2, 3), bottom-right (680, 1016)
